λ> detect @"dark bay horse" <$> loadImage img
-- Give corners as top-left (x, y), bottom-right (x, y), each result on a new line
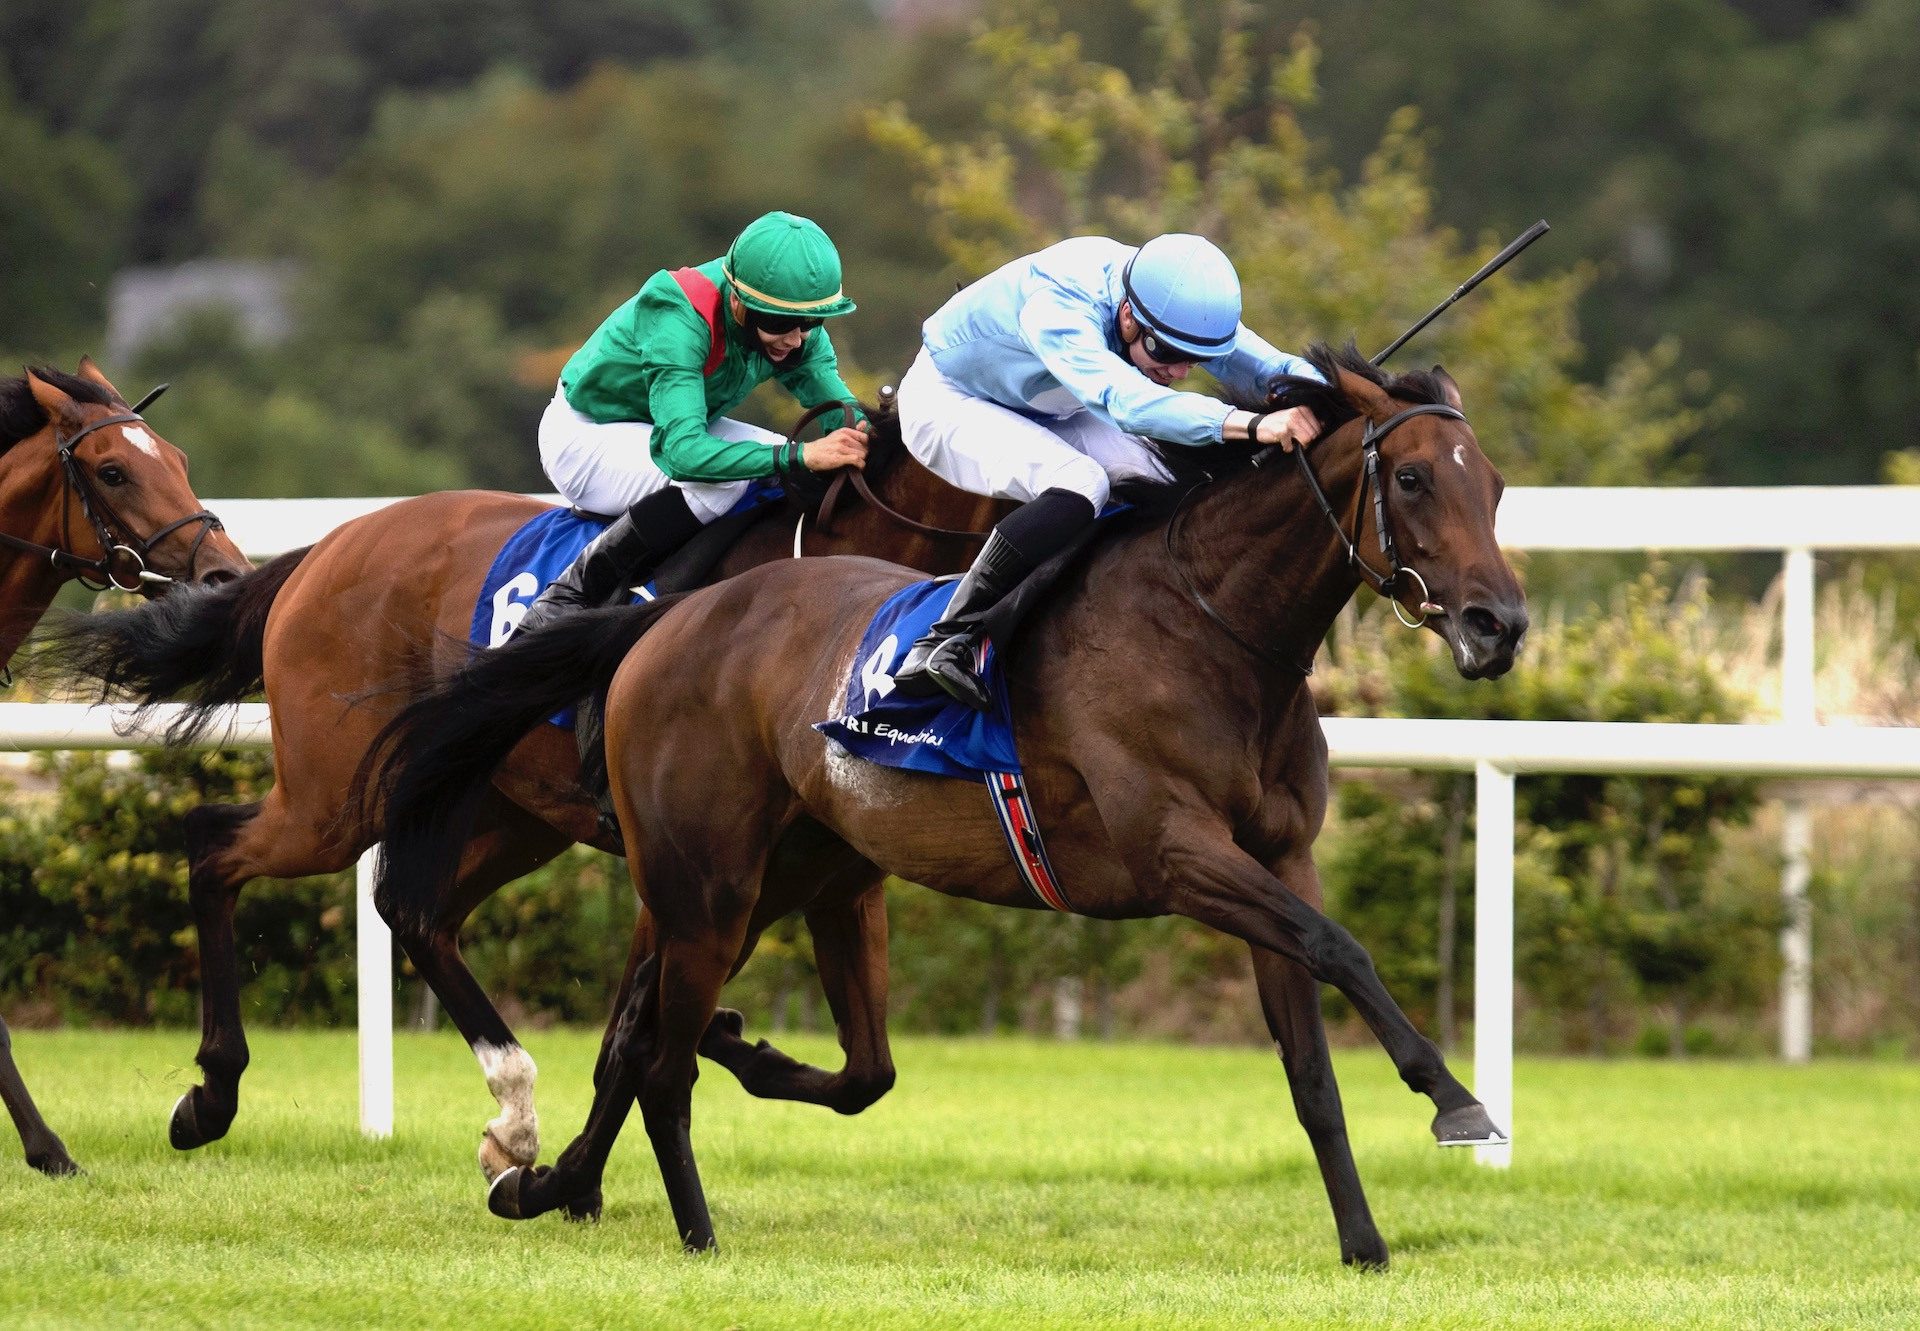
top-left (0, 361), bottom-right (250, 1175)
top-left (363, 343), bottom-right (1529, 1266)
top-left (40, 403), bottom-right (1002, 1181)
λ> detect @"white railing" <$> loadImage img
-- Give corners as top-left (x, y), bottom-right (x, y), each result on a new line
top-left (10, 485), bottom-right (1917, 1151)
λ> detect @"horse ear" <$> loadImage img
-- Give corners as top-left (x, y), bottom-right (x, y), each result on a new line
top-left (1431, 365), bottom-right (1463, 412)
top-left (24, 370), bottom-right (80, 426)
top-left (75, 356), bottom-right (129, 407)
top-left (1331, 365), bottom-right (1393, 420)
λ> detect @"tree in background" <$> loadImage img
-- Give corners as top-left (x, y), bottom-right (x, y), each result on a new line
top-left (868, 0), bottom-right (1705, 486)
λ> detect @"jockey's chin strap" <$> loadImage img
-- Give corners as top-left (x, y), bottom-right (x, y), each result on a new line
top-left (0, 386), bottom-right (226, 593)
top-left (1168, 401), bottom-right (1463, 674)
top-left (794, 393), bottom-right (990, 553)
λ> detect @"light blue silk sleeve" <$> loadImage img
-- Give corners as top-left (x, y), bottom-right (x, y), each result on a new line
top-left (1015, 284), bottom-right (1233, 446)
top-left (1205, 324), bottom-right (1324, 407)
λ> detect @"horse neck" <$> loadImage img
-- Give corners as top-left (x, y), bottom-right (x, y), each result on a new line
top-left (1153, 423), bottom-right (1375, 672)
top-left (818, 450), bottom-right (1008, 579)
top-left (0, 430), bottom-right (77, 664)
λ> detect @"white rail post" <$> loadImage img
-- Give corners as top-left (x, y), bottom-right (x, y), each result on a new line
top-left (356, 846), bottom-right (394, 1137)
top-left (1473, 760), bottom-right (1515, 1168)
top-left (1780, 546), bottom-right (1816, 1063)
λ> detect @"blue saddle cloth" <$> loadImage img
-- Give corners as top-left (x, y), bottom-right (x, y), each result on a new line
top-left (814, 579), bottom-right (1022, 778)
top-left (469, 487), bottom-right (778, 728)
top-left (470, 486), bottom-right (782, 649)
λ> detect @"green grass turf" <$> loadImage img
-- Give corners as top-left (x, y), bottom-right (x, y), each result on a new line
top-left (1, 1029), bottom-right (1915, 1329)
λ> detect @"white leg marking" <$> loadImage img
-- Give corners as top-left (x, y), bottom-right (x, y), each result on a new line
top-left (475, 1041), bottom-right (539, 1177)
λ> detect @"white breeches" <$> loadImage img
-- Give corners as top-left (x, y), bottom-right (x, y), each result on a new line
top-left (897, 348), bottom-right (1171, 509)
top-left (537, 386), bottom-right (782, 522)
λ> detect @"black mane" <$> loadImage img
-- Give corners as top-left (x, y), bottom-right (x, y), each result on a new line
top-left (1117, 339), bottom-right (1450, 520)
top-left (0, 366), bottom-right (115, 451)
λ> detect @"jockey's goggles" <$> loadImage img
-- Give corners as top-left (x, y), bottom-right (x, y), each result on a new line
top-left (746, 309), bottom-right (824, 336)
top-left (1137, 326), bottom-right (1209, 366)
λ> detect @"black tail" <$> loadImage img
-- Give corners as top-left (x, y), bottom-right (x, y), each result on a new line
top-left (353, 596), bottom-right (687, 938)
top-left (33, 547), bottom-right (313, 745)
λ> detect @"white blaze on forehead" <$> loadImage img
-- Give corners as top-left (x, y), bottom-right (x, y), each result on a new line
top-left (1452, 443), bottom-right (1467, 469)
top-left (122, 425), bottom-right (163, 460)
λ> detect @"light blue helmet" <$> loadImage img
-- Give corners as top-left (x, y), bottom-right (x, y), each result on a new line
top-left (1121, 233), bottom-right (1242, 360)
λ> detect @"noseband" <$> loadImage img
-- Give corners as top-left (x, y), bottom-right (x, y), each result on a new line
top-left (1288, 402), bottom-right (1461, 629)
top-left (1167, 400), bottom-right (1465, 674)
top-left (0, 398), bottom-right (224, 592)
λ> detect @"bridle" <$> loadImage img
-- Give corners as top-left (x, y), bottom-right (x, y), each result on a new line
top-left (1167, 400), bottom-right (1465, 674)
top-left (0, 389), bottom-right (224, 592)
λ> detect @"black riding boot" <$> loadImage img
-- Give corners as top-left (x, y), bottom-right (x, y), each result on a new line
top-left (509, 487), bottom-right (706, 641)
top-left (895, 488), bottom-right (1097, 711)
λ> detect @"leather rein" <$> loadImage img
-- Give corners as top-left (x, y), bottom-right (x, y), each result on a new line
top-left (1165, 401), bottom-right (1465, 675)
top-left (0, 385), bottom-right (224, 592)
top-left (788, 396), bottom-right (989, 554)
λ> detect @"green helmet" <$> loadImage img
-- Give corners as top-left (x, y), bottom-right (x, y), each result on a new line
top-left (722, 211), bottom-right (857, 319)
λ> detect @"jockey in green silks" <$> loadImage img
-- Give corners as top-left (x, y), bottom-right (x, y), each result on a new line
top-left (512, 211), bottom-right (870, 639)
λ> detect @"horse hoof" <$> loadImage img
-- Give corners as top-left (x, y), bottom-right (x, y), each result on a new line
top-left (562, 1188), bottom-right (603, 1224)
top-left (1432, 1103), bottom-right (1507, 1147)
top-left (487, 1166), bottom-right (530, 1221)
top-left (27, 1149), bottom-right (82, 1178)
top-left (168, 1089), bottom-right (230, 1151)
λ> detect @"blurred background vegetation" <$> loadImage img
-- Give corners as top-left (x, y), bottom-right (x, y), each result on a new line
top-left (4, 0), bottom-right (1919, 1053)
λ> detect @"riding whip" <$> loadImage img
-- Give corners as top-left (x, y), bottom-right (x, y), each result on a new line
top-left (1372, 220), bottom-right (1549, 364)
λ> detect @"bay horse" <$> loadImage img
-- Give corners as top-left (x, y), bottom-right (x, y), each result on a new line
top-left (0, 360), bottom-right (250, 1176)
top-left (363, 343), bottom-right (1528, 1266)
top-left (39, 400), bottom-right (1002, 1185)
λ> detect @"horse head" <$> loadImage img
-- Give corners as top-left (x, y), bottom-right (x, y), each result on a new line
top-left (1318, 352), bottom-right (1528, 679)
top-left (11, 360), bottom-right (251, 594)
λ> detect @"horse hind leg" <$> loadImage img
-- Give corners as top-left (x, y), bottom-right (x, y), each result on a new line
top-left (700, 874), bottom-right (897, 1116)
top-left (639, 884), bottom-right (762, 1252)
top-left (387, 793), bottom-right (571, 1183)
top-left (169, 800), bottom-right (271, 1150)
top-left (0, 1015), bottom-right (79, 1176)
top-left (1250, 945), bottom-right (1388, 1269)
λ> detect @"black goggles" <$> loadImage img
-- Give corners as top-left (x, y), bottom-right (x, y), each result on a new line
top-left (746, 309), bottom-right (824, 336)
top-left (1138, 325), bottom-right (1208, 366)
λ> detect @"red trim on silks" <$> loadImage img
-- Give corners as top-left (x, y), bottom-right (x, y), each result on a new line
top-left (986, 770), bottom-right (1072, 912)
top-left (669, 267), bottom-right (727, 377)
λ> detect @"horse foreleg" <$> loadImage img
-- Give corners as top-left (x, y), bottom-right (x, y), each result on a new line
top-left (1249, 945), bottom-right (1387, 1268)
top-left (1152, 814), bottom-right (1500, 1146)
top-left (702, 878), bottom-right (897, 1115)
top-left (0, 1015), bottom-right (78, 1175)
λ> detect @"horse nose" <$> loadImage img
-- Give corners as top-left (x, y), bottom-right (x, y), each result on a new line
top-left (1460, 599), bottom-right (1529, 655)
top-left (197, 567), bottom-right (241, 588)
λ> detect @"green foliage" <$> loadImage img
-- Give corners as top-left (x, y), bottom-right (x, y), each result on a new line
top-left (869, 0), bottom-right (1706, 486)
top-left (0, 75), bottom-right (130, 355)
top-left (458, 845), bottom-right (635, 1025)
top-left (0, 748), bottom-right (353, 1025)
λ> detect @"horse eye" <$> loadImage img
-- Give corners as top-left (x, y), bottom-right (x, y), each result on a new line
top-left (1395, 467), bottom-right (1422, 493)
top-left (98, 464), bottom-right (128, 487)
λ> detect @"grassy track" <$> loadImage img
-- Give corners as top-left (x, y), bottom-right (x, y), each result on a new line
top-left (1, 1029), bottom-right (1915, 1329)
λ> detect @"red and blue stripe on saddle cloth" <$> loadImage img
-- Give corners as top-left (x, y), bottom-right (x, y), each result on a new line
top-left (814, 579), bottom-right (1071, 913)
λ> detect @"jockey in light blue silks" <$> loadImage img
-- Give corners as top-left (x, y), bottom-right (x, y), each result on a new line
top-left (893, 233), bottom-right (1326, 709)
